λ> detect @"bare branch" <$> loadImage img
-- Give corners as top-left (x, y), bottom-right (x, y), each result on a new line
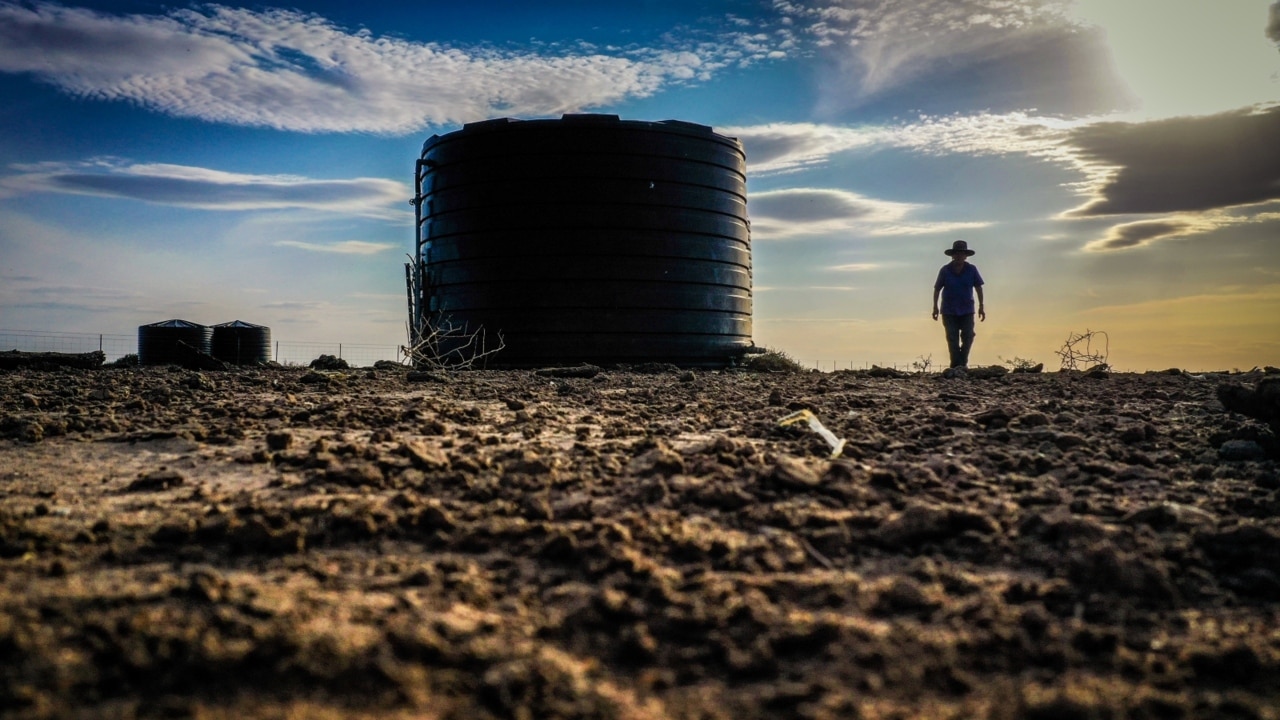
top-left (1055, 329), bottom-right (1109, 371)
top-left (401, 314), bottom-right (506, 370)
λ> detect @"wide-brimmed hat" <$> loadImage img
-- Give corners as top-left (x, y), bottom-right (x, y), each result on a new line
top-left (944, 240), bottom-right (975, 257)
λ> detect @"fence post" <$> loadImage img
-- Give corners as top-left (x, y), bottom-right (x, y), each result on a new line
top-left (275, 341), bottom-right (279, 363)
top-left (339, 343), bottom-right (342, 360)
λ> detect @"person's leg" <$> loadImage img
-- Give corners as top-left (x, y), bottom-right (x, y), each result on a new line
top-left (942, 315), bottom-right (962, 368)
top-left (957, 313), bottom-right (976, 367)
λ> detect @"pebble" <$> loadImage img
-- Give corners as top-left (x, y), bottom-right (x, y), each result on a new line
top-left (1219, 440), bottom-right (1266, 462)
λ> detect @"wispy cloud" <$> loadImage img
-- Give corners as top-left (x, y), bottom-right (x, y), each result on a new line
top-left (748, 187), bottom-right (986, 239)
top-left (274, 240), bottom-right (394, 255)
top-left (0, 159), bottom-right (409, 220)
top-left (1081, 217), bottom-right (1209, 253)
top-left (1082, 212), bottom-right (1280, 253)
top-left (773, 0), bottom-right (1133, 117)
top-left (0, 2), bottom-right (784, 134)
top-left (722, 122), bottom-right (883, 174)
top-left (729, 112), bottom-right (1086, 176)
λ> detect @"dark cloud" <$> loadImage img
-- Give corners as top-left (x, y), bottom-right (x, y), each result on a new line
top-left (1, 161), bottom-right (409, 220)
top-left (1066, 105), bottom-right (1280, 216)
top-left (1085, 219), bottom-right (1195, 252)
top-left (1268, 1), bottom-right (1280, 43)
top-left (750, 188), bottom-right (893, 222)
top-left (48, 173), bottom-right (391, 208)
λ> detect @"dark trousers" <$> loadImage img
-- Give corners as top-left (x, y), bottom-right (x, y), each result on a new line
top-left (942, 313), bottom-right (975, 368)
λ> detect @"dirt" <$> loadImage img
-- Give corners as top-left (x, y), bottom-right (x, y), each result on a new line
top-left (1, 363), bottom-right (1278, 719)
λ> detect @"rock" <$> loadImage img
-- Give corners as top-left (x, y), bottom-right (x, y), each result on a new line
top-left (534, 364), bottom-right (601, 379)
top-left (967, 365), bottom-right (1008, 379)
top-left (629, 445), bottom-right (685, 476)
top-left (398, 440), bottom-right (450, 471)
top-left (185, 373), bottom-right (216, 391)
top-left (125, 469), bottom-right (186, 492)
top-left (373, 360), bottom-right (403, 370)
top-left (767, 455), bottom-right (822, 488)
top-left (1051, 433), bottom-right (1088, 450)
top-left (1118, 424), bottom-right (1152, 444)
top-left (878, 503), bottom-right (998, 545)
top-left (867, 365), bottom-right (905, 378)
top-left (1011, 363), bottom-right (1044, 373)
top-left (1219, 439), bottom-right (1266, 462)
top-left (265, 431), bottom-right (293, 451)
top-left (1013, 412), bottom-right (1050, 428)
top-left (299, 371), bottom-right (330, 384)
top-left (974, 407), bottom-right (1012, 428)
top-left (407, 370), bottom-right (450, 383)
top-left (1122, 502), bottom-right (1217, 530)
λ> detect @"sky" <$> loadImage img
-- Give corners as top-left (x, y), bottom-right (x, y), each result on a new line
top-left (1, 0), bottom-right (1278, 371)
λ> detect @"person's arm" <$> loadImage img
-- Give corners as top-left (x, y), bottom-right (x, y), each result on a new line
top-left (932, 286), bottom-right (941, 320)
top-left (976, 285), bottom-right (985, 322)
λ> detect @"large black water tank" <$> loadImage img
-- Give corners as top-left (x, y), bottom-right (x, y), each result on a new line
top-left (137, 319), bottom-right (212, 366)
top-left (416, 114), bottom-right (751, 367)
top-left (211, 320), bottom-right (271, 365)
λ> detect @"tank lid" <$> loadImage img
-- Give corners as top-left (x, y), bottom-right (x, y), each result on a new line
top-left (423, 114), bottom-right (736, 156)
top-left (213, 320), bottom-right (267, 329)
top-left (141, 319), bottom-right (205, 329)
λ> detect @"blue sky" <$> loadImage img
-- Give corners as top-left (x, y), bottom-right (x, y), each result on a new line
top-left (1, 0), bottom-right (1278, 369)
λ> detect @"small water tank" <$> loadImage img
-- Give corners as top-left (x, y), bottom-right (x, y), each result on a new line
top-left (211, 320), bottom-right (271, 365)
top-left (137, 319), bottom-right (212, 366)
top-left (415, 114), bottom-right (752, 367)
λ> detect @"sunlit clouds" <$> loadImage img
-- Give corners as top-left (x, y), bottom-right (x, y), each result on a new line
top-left (0, 2), bottom-right (785, 133)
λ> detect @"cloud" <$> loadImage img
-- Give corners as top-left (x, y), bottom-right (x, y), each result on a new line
top-left (1270, 1), bottom-right (1280, 43)
top-left (274, 240), bottom-right (395, 255)
top-left (723, 122), bottom-right (883, 174)
top-left (729, 112), bottom-right (1088, 175)
top-left (748, 187), bottom-right (986, 239)
top-left (1082, 212), bottom-right (1280, 253)
top-left (0, 2), bottom-right (771, 134)
top-left (261, 300), bottom-right (328, 311)
top-left (1065, 106), bottom-right (1280, 217)
top-left (735, 106), bottom-right (1280, 251)
top-left (749, 187), bottom-right (914, 238)
top-left (0, 159), bottom-right (409, 220)
top-left (828, 263), bottom-right (880, 272)
top-left (774, 0), bottom-right (1133, 117)
top-left (1082, 218), bottom-right (1202, 252)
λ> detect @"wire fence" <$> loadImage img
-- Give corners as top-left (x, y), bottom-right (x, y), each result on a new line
top-left (0, 330), bottom-right (999, 372)
top-left (0, 329), bottom-right (402, 367)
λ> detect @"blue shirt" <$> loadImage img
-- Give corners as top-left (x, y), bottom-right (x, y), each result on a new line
top-left (935, 263), bottom-right (984, 316)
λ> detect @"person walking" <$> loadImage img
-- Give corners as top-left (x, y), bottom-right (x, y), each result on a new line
top-left (932, 240), bottom-right (985, 370)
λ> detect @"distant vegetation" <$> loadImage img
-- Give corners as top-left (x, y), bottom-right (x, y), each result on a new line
top-left (106, 353), bottom-right (139, 368)
top-left (740, 347), bottom-right (805, 373)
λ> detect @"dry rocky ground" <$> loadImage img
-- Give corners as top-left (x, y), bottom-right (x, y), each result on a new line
top-left (1, 362), bottom-right (1278, 719)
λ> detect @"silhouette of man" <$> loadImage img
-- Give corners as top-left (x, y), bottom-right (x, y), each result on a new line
top-left (932, 240), bottom-right (985, 370)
